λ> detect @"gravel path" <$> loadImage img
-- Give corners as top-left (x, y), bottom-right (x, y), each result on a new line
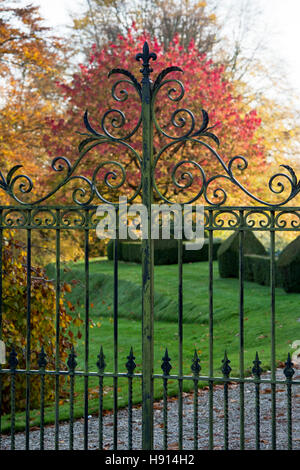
top-left (1, 369), bottom-right (300, 451)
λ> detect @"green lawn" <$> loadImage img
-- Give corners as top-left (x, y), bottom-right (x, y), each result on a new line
top-left (2, 258), bottom-right (300, 432)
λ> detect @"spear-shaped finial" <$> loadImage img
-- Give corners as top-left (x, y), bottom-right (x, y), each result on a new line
top-left (161, 348), bottom-right (172, 376)
top-left (191, 349), bottom-right (201, 376)
top-left (38, 346), bottom-right (47, 369)
top-left (284, 352), bottom-right (295, 380)
top-left (221, 350), bottom-right (232, 378)
top-left (67, 346), bottom-right (77, 371)
top-left (136, 41), bottom-right (157, 82)
top-left (97, 346), bottom-right (106, 373)
top-left (126, 346), bottom-right (136, 375)
top-left (8, 346), bottom-right (18, 370)
top-left (252, 351), bottom-right (262, 378)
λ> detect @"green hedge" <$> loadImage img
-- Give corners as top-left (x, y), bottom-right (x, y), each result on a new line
top-left (217, 231), bottom-right (267, 278)
top-left (107, 238), bottom-right (222, 265)
top-left (183, 238), bottom-right (221, 262)
top-left (277, 235), bottom-right (300, 292)
top-left (244, 254), bottom-right (282, 287)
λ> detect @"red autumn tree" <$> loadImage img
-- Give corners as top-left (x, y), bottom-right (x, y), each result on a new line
top-left (39, 30), bottom-right (278, 207)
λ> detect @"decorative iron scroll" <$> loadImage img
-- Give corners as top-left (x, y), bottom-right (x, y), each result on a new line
top-left (2, 206), bottom-right (300, 231)
top-left (0, 41), bottom-right (299, 206)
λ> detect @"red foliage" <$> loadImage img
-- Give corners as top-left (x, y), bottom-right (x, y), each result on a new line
top-left (45, 30), bottom-right (267, 205)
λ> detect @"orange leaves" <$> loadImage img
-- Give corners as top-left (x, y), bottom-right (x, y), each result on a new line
top-left (1, 231), bottom-right (76, 412)
top-left (64, 282), bottom-right (72, 293)
top-left (66, 300), bottom-right (74, 311)
top-left (0, 4), bottom-right (62, 78)
top-left (0, 3), bottom-right (67, 205)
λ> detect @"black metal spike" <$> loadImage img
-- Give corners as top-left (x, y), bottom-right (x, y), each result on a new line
top-left (97, 346), bottom-right (106, 373)
top-left (221, 350), bottom-right (231, 378)
top-left (38, 346), bottom-right (47, 369)
top-left (284, 352), bottom-right (295, 380)
top-left (8, 347), bottom-right (18, 370)
top-left (135, 41), bottom-right (157, 81)
top-left (67, 346), bottom-right (77, 371)
top-left (191, 349), bottom-right (201, 376)
top-left (161, 348), bottom-right (172, 376)
top-left (252, 351), bottom-right (262, 378)
top-left (126, 347), bottom-right (136, 375)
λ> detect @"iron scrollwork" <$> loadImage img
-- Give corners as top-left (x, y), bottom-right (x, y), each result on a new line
top-left (0, 41), bottom-right (299, 207)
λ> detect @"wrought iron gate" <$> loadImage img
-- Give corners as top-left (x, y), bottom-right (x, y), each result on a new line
top-left (0, 42), bottom-right (300, 451)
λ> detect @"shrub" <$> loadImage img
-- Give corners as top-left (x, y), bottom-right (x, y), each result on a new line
top-left (244, 254), bottom-right (282, 287)
top-left (106, 239), bottom-right (124, 261)
top-left (1, 231), bottom-right (76, 413)
top-left (107, 238), bottom-right (221, 264)
top-left (111, 239), bottom-right (179, 265)
top-left (183, 238), bottom-right (221, 262)
top-left (277, 235), bottom-right (300, 293)
top-left (217, 231), bottom-right (266, 278)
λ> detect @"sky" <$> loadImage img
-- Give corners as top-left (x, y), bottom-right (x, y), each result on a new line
top-left (10, 0), bottom-right (300, 107)
top-left (257, 0), bottom-right (300, 99)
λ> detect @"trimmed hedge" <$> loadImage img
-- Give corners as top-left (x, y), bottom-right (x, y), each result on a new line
top-left (217, 231), bottom-right (266, 278)
top-left (107, 238), bottom-right (222, 265)
top-left (277, 235), bottom-right (300, 292)
top-left (244, 254), bottom-right (282, 287)
top-left (183, 238), bottom-right (221, 262)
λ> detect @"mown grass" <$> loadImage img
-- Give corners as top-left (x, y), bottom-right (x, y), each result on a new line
top-left (1, 258), bottom-right (300, 433)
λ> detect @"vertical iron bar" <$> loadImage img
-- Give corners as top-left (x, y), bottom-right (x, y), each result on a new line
top-left (113, 236), bottom-right (118, 450)
top-left (284, 353), bottom-right (294, 450)
top-left (25, 212), bottom-right (31, 450)
top-left (254, 381), bottom-right (260, 449)
top-left (0, 212), bottom-right (2, 449)
top-left (84, 211), bottom-right (90, 450)
top-left (67, 347), bottom-right (77, 451)
top-left (38, 348), bottom-right (47, 450)
top-left (222, 351), bottom-right (231, 451)
top-left (224, 380), bottom-right (229, 450)
top-left (252, 352), bottom-right (262, 450)
top-left (161, 349), bottom-right (171, 450)
top-left (126, 347), bottom-right (136, 450)
top-left (286, 379), bottom-right (292, 450)
top-left (40, 375), bottom-right (45, 450)
top-left (128, 375), bottom-right (133, 450)
top-left (70, 359), bottom-right (75, 451)
top-left (239, 211), bottom-right (245, 450)
top-left (99, 374), bottom-right (104, 450)
top-left (69, 372), bottom-right (75, 450)
top-left (9, 348), bottom-right (18, 450)
top-left (270, 210), bottom-right (276, 449)
top-left (178, 238), bottom-right (183, 450)
top-left (163, 377), bottom-right (168, 450)
top-left (54, 211), bottom-right (60, 450)
top-left (97, 346), bottom-right (105, 450)
top-left (10, 354), bottom-right (16, 450)
top-left (208, 209), bottom-right (214, 450)
top-left (193, 377), bottom-right (198, 450)
top-left (140, 49), bottom-right (155, 451)
top-left (191, 350), bottom-right (201, 450)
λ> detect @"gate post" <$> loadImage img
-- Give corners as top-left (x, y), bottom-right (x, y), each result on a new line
top-left (136, 42), bottom-right (156, 450)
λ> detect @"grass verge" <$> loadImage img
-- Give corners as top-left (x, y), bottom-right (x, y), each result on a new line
top-left (1, 258), bottom-right (299, 433)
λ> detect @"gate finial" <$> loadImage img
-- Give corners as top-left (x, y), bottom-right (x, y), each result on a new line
top-left (136, 41), bottom-right (157, 82)
top-left (284, 352), bottom-right (295, 380)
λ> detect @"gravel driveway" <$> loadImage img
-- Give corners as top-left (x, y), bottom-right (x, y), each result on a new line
top-left (1, 369), bottom-right (299, 450)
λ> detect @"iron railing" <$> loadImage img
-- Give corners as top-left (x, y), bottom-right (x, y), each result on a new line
top-left (0, 42), bottom-right (300, 451)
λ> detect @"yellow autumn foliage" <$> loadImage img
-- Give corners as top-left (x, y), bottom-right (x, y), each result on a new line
top-left (1, 231), bottom-right (77, 413)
